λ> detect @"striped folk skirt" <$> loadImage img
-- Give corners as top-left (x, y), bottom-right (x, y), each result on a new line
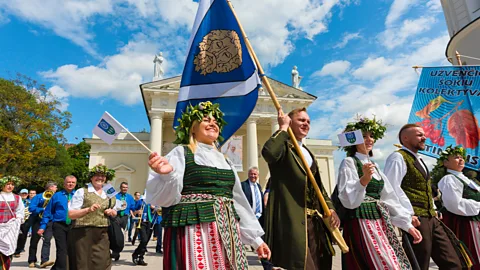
top-left (442, 211), bottom-right (480, 269)
top-left (342, 218), bottom-right (407, 270)
top-left (163, 221), bottom-right (248, 270)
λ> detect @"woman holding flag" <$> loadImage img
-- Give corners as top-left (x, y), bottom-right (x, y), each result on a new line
top-left (336, 117), bottom-right (422, 269)
top-left (68, 164), bottom-right (117, 270)
top-left (147, 101), bottom-right (270, 269)
top-left (434, 146), bottom-right (480, 269)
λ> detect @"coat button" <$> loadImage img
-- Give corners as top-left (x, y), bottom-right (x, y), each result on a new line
top-left (301, 220), bottom-right (305, 225)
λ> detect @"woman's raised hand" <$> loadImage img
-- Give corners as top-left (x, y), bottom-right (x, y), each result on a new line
top-left (148, 152), bottom-right (174, 174)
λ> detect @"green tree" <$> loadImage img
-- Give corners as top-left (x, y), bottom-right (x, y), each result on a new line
top-left (0, 75), bottom-right (72, 186)
top-left (67, 141), bottom-right (91, 187)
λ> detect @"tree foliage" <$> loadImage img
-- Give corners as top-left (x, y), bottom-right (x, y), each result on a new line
top-left (67, 141), bottom-right (91, 187)
top-left (0, 75), bottom-right (72, 187)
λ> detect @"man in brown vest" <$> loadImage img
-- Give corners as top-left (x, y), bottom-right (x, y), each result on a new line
top-left (384, 123), bottom-right (463, 269)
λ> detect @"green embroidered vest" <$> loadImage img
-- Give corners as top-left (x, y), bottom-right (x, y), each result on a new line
top-left (163, 146), bottom-right (239, 227)
top-left (74, 187), bottom-right (115, 228)
top-left (398, 150), bottom-right (436, 217)
top-left (449, 174), bottom-right (480, 221)
top-left (345, 157), bottom-right (383, 220)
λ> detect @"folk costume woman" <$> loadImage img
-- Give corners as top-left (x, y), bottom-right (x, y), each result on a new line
top-left (337, 117), bottom-right (422, 270)
top-left (0, 176), bottom-right (24, 270)
top-left (435, 146), bottom-right (480, 269)
top-left (68, 165), bottom-right (117, 270)
top-left (146, 101), bottom-right (271, 269)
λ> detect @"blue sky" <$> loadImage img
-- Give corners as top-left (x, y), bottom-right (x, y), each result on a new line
top-left (0, 0), bottom-right (449, 166)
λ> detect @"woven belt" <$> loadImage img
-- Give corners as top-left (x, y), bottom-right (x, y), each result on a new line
top-left (180, 194), bottom-right (247, 269)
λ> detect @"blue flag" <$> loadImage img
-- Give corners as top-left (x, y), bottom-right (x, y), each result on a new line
top-left (173, 0), bottom-right (261, 145)
top-left (407, 66), bottom-right (480, 170)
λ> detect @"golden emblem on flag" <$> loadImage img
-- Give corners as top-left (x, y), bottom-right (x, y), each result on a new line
top-left (194, 30), bottom-right (242, 75)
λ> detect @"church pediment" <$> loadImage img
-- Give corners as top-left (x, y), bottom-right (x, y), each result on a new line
top-left (140, 75), bottom-right (316, 101)
top-left (112, 164), bottom-right (135, 173)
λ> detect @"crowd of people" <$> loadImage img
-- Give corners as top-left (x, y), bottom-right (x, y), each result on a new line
top-left (1, 100), bottom-right (479, 270)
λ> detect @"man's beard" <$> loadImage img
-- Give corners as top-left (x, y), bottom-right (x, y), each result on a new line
top-left (413, 142), bottom-right (425, 151)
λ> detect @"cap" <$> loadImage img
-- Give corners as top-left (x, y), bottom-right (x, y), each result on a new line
top-left (20, 189), bottom-right (28, 194)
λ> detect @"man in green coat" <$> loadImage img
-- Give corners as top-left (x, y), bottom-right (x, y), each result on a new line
top-left (262, 107), bottom-right (340, 270)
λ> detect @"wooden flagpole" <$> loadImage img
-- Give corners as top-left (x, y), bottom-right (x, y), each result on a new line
top-left (227, 0), bottom-right (349, 253)
top-left (456, 51), bottom-right (462, 66)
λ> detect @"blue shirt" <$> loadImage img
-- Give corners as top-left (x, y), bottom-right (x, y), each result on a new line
top-left (29, 193), bottom-right (47, 216)
top-left (40, 190), bottom-right (75, 230)
top-left (115, 192), bottom-right (135, 217)
top-left (133, 200), bottom-right (155, 223)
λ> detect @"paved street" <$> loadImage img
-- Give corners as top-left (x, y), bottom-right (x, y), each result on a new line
top-left (11, 236), bottom-right (438, 269)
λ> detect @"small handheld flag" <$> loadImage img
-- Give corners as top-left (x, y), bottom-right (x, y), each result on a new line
top-left (93, 112), bottom-right (123, 145)
top-left (338, 130), bottom-right (364, 147)
top-left (173, 0), bottom-right (261, 145)
top-left (102, 183), bottom-right (119, 199)
top-left (92, 111), bottom-right (153, 153)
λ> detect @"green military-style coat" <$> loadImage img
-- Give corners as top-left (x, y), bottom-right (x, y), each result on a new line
top-left (262, 130), bottom-right (335, 270)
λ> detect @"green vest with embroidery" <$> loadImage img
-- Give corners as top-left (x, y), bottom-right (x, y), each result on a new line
top-left (398, 150), bottom-right (436, 217)
top-left (449, 174), bottom-right (480, 221)
top-left (163, 146), bottom-right (239, 227)
top-left (74, 187), bottom-right (115, 228)
top-left (345, 156), bottom-right (384, 220)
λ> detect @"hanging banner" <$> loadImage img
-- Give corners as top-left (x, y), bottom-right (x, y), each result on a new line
top-left (407, 66), bottom-right (480, 170)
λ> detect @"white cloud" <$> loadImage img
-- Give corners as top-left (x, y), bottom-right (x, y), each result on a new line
top-left (0, 0), bottom-right (115, 56)
top-left (313, 60), bottom-right (351, 77)
top-left (385, 0), bottom-right (416, 26)
top-left (48, 85), bottom-right (70, 111)
top-left (379, 16), bottom-right (436, 50)
top-left (353, 57), bottom-right (398, 80)
top-left (310, 33), bottom-right (449, 167)
top-left (426, 0), bottom-right (443, 13)
top-left (333, 32), bottom-right (362, 49)
top-left (41, 39), bottom-right (163, 105)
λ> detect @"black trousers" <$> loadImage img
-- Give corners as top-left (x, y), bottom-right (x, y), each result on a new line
top-left (133, 222), bottom-right (153, 259)
top-left (28, 216), bottom-right (53, 264)
top-left (52, 222), bottom-right (71, 270)
top-left (111, 215), bottom-right (129, 258)
top-left (15, 217), bottom-right (32, 254)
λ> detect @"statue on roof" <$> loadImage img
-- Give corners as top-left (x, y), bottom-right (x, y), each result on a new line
top-left (153, 52), bottom-right (164, 81)
top-left (292, 66), bottom-right (302, 90)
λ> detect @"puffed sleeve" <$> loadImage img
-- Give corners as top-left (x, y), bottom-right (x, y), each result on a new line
top-left (16, 196), bottom-right (25, 221)
top-left (384, 152), bottom-right (414, 215)
top-left (337, 157), bottom-right (367, 209)
top-left (69, 188), bottom-right (85, 210)
top-left (146, 146), bottom-right (185, 207)
top-left (377, 167), bottom-right (413, 232)
top-left (438, 175), bottom-right (480, 216)
top-left (228, 159), bottom-right (265, 249)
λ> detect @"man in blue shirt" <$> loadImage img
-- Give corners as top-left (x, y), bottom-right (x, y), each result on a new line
top-left (38, 176), bottom-right (76, 270)
top-left (28, 182), bottom-right (57, 268)
top-left (132, 199), bottom-right (154, 266)
top-left (154, 206), bottom-right (163, 254)
top-left (14, 189), bottom-right (31, 257)
top-left (128, 191), bottom-right (141, 242)
top-left (111, 182), bottom-right (135, 261)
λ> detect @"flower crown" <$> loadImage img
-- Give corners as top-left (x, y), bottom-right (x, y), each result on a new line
top-left (438, 145), bottom-right (466, 163)
top-left (173, 101), bottom-right (227, 145)
top-left (87, 164), bottom-right (116, 181)
top-left (0, 176), bottom-right (21, 187)
top-left (342, 115), bottom-right (387, 155)
top-left (431, 145), bottom-right (467, 183)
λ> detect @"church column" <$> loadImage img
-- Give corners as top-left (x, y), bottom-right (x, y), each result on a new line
top-left (149, 112), bottom-right (164, 155)
top-left (247, 117), bottom-right (259, 169)
top-left (271, 117), bottom-right (279, 135)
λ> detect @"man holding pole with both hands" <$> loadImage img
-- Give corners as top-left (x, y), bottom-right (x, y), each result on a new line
top-left (262, 108), bottom-right (341, 270)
